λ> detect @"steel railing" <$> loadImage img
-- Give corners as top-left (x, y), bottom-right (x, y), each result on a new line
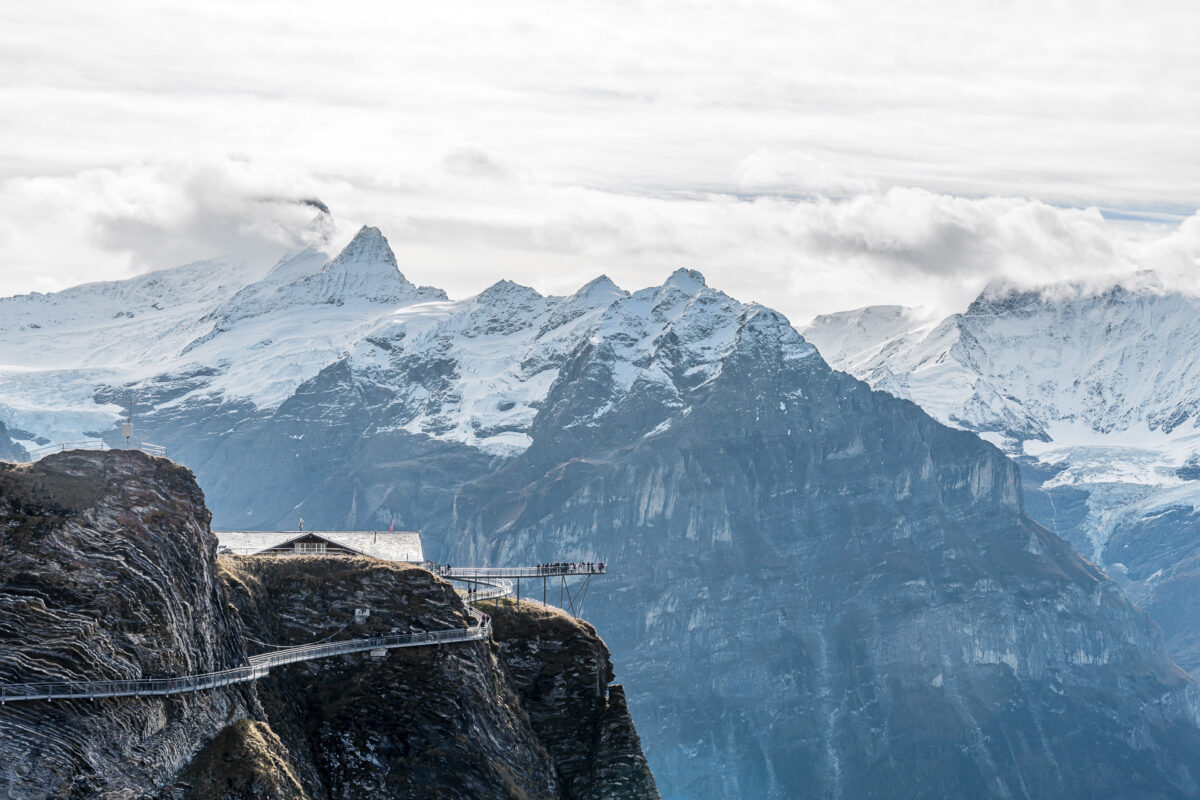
top-left (0, 561), bottom-right (606, 704)
top-left (0, 663), bottom-right (272, 703)
top-left (429, 563), bottom-right (606, 579)
top-left (0, 608), bottom-right (494, 704)
top-left (12, 441), bottom-right (168, 463)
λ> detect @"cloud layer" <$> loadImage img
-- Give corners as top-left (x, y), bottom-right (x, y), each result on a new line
top-left (1, 1), bottom-right (1197, 321)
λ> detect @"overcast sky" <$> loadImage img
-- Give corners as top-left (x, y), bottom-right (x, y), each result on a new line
top-left (2, 0), bottom-right (1198, 322)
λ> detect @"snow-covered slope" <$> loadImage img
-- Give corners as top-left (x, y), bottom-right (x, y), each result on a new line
top-left (803, 276), bottom-right (1200, 674)
top-left (327, 267), bottom-right (757, 455)
top-left (341, 275), bottom-right (627, 454)
top-left (0, 256), bottom-right (262, 447)
top-left (0, 226), bottom-right (756, 459)
top-left (805, 277), bottom-right (1200, 483)
top-left (805, 275), bottom-right (1200, 454)
top-left (0, 226), bottom-right (449, 446)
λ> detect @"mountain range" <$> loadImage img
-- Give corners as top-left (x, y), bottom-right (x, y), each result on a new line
top-left (804, 277), bottom-right (1200, 680)
top-left (4, 228), bottom-right (1200, 798)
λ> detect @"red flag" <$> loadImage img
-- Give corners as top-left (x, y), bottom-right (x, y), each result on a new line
top-left (388, 520), bottom-right (394, 532)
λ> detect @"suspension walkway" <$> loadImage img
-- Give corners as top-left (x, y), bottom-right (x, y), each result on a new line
top-left (0, 569), bottom-right (527, 704)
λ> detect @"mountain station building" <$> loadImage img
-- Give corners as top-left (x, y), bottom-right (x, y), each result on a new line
top-left (215, 530), bottom-right (424, 563)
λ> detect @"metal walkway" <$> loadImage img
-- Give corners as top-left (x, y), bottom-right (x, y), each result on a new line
top-left (0, 579), bottom-right (510, 704)
top-left (0, 561), bottom-right (606, 704)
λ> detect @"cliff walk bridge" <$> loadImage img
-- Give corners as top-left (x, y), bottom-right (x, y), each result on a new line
top-left (0, 563), bottom-right (604, 705)
top-left (431, 561), bottom-right (606, 619)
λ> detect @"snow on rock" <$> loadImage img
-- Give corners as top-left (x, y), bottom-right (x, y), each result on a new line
top-left (804, 277), bottom-right (1200, 486)
top-left (0, 228), bottom-right (457, 439)
top-left (802, 274), bottom-right (1200, 565)
top-left (1, 228), bottom-right (759, 460)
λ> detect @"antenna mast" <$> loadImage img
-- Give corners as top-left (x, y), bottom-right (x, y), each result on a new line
top-left (121, 394), bottom-right (133, 449)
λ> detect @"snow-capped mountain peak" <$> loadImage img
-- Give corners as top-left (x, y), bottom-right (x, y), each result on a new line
top-left (327, 225), bottom-right (396, 271)
top-left (571, 274), bottom-right (623, 301)
top-left (0, 235), bottom-right (771, 461)
top-left (206, 226), bottom-right (444, 327)
top-left (802, 273), bottom-right (1200, 566)
top-left (661, 267), bottom-right (706, 294)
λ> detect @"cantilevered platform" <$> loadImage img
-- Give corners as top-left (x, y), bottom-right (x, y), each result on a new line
top-left (431, 562), bottom-right (606, 617)
top-left (431, 562), bottom-right (606, 579)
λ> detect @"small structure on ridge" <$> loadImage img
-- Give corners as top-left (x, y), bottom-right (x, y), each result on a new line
top-left (215, 530), bottom-right (423, 562)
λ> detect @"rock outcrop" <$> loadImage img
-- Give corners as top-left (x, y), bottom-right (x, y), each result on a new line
top-left (0, 450), bottom-right (250, 799)
top-left (207, 556), bottom-right (561, 800)
top-left (485, 602), bottom-right (659, 800)
top-left (0, 451), bottom-right (658, 800)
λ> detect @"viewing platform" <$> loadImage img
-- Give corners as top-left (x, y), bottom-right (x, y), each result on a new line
top-left (430, 562), bottom-right (606, 579)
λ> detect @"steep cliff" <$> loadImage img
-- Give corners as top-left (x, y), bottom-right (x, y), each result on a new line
top-left (176, 557), bottom-right (660, 800)
top-left (484, 602), bottom-right (659, 800)
top-left (0, 450), bottom-right (251, 799)
top-left (205, 556), bottom-right (561, 800)
top-left (0, 451), bottom-right (659, 800)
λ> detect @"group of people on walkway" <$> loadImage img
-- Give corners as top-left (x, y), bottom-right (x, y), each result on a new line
top-left (435, 561), bottom-right (606, 576)
top-left (536, 561), bottom-right (604, 574)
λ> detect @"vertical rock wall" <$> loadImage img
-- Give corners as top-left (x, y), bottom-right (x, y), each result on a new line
top-left (0, 451), bottom-right (250, 799)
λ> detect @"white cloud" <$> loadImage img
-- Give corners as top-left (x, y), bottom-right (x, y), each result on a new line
top-left (0, 157), bottom-right (355, 293)
top-left (734, 150), bottom-right (877, 197)
top-left (0, 0), bottom-right (1197, 321)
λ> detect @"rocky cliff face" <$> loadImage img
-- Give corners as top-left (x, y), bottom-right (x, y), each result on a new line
top-left (449, 298), bottom-right (1200, 799)
top-left (0, 450), bottom-right (250, 799)
top-left (0, 451), bottom-right (658, 800)
top-left (200, 556), bottom-right (658, 800)
top-left (485, 602), bottom-right (659, 800)
top-left (187, 558), bottom-right (658, 800)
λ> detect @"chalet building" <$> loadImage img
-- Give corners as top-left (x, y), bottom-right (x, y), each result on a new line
top-left (214, 530), bottom-right (424, 563)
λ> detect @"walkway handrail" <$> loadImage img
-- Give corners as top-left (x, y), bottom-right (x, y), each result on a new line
top-left (431, 563), bottom-right (606, 579)
top-left (0, 609), bottom-right (492, 704)
top-left (12, 441), bottom-right (168, 463)
top-left (0, 561), bottom-right (595, 704)
top-left (0, 663), bottom-right (272, 703)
